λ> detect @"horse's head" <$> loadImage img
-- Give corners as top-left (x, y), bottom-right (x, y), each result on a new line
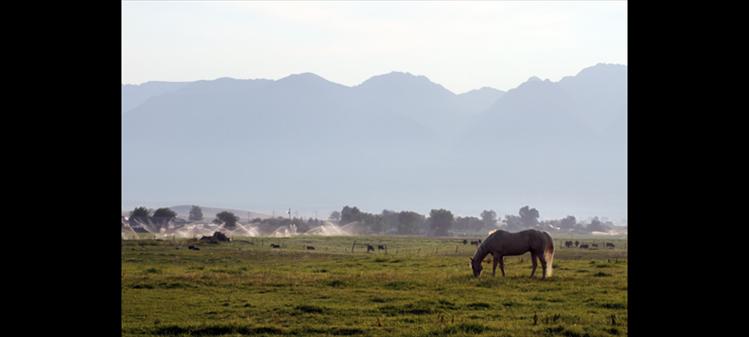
top-left (469, 257), bottom-right (482, 277)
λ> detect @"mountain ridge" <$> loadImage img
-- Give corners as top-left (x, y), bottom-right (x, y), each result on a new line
top-left (122, 63), bottom-right (627, 220)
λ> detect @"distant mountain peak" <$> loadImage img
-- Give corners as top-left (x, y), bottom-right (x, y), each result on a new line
top-left (359, 71), bottom-right (433, 85)
top-left (514, 75), bottom-right (554, 90)
top-left (274, 72), bottom-right (348, 90)
top-left (591, 62), bottom-right (626, 69)
top-left (459, 86), bottom-right (503, 95)
top-left (123, 80), bottom-right (191, 87)
top-left (278, 72), bottom-right (328, 82)
top-left (575, 63), bottom-right (627, 76)
top-left (358, 71), bottom-right (454, 95)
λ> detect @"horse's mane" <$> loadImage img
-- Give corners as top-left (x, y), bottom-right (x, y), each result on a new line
top-left (474, 230), bottom-right (506, 259)
top-left (482, 229), bottom-right (506, 244)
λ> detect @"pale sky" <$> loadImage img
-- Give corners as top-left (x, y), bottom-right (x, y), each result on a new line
top-left (122, 1), bottom-right (627, 94)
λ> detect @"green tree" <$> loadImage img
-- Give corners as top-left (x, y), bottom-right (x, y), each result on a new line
top-left (428, 209), bottom-right (454, 236)
top-left (480, 210), bottom-right (498, 227)
top-left (363, 213), bottom-right (385, 234)
top-left (149, 208), bottom-right (176, 232)
top-left (340, 206), bottom-right (363, 225)
top-left (189, 205), bottom-right (204, 221)
top-left (129, 207), bottom-right (151, 223)
top-left (504, 214), bottom-right (523, 231)
top-left (454, 216), bottom-right (484, 233)
top-left (397, 211), bottom-right (424, 234)
top-left (559, 215), bottom-right (576, 230)
top-left (381, 210), bottom-right (399, 233)
top-left (216, 211), bottom-right (239, 228)
top-left (152, 208), bottom-right (177, 227)
top-left (588, 217), bottom-right (611, 232)
top-left (519, 206), bottom-right (540, 228)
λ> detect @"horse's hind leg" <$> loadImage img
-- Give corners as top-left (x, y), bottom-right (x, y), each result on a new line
top-left (499, 256), bottom-right (505, 277)
top-left (530, 253), bottom-right (538, 278)
top-left (538, 253), bottom-right (548, 280)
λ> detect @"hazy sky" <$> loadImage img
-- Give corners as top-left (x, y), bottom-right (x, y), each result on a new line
top-left (122, 1), bottom-right (627, 94)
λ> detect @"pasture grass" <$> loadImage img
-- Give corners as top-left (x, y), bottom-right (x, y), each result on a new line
top-left (122, 235), bottom-right (627, 337)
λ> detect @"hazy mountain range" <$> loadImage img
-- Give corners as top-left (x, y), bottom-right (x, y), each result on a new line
top-left (122, 63), bottom-right (626, 221)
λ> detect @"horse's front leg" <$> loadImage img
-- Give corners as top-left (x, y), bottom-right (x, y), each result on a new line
top-left (499, 256), bottom-right (505, 277)
top-left (492, 255), bottom-right (498, 277)
top-left (530, 253), bottom-right (538, 278)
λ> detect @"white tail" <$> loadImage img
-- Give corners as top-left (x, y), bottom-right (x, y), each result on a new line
top-left (543, 232), bottom-right (555, 277)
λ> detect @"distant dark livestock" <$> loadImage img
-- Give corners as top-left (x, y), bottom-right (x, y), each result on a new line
top-left (591, 243), bottom-right (599, 248)
top-left (564, 241), bottom-right (574, 248)
top-left (188, 245), bottom-right (200, 251)
top-left (306, 245), bottom-right (315, 250)
top-left (579, 244), bottom-right (589, 249)
top-left (377, 244), bottom-right (387, 251)
top-left (367, 244), bottom-right (375, 253)
top-left (199, 231), bottom-right (231, 244)
top-left (606, 242), bottom-right (615, 249)
top-left (271, 244), bottom-right (281, 249)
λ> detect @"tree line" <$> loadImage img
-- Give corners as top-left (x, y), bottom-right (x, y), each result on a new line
top-left (330, 205), bottom-right (615, 235)
top-left (125, 204), bottom-right (616, 235)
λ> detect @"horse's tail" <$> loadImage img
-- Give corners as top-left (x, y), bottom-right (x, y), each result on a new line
top-left (543, 231), bottom-right (554, 277)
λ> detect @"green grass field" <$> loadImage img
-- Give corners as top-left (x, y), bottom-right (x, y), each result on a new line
top-left (122, 236), bottom-right (627, 337)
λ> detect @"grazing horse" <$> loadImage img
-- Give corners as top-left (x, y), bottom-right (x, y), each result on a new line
top-left (367, 244), bottom-right (375, 252)
top-left (270, 244), bottom-right (281, 249)
top-left (574, 240), bottom-right (580, 247)
top-left (306, 245), bottom-right (315, 250)
top-left (579, 244), bottom-right (589, 249)
top-left (606, 242), bottom-right (615, 249)
top-left (470, 229), bottom-right (555, 279)
top-left (564, 241), bottom-right (573, 248)
top-left (377, 244), bottom-right (387, 251)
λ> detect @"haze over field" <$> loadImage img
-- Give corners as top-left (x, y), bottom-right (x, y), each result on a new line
top-left (122, 64), bottom-right (626, 222)
top-left (122, 1), bottom-right (626, 223)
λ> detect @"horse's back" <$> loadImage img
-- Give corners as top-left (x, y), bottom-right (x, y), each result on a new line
top-left (486, 230), bottom-right (534, 255)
